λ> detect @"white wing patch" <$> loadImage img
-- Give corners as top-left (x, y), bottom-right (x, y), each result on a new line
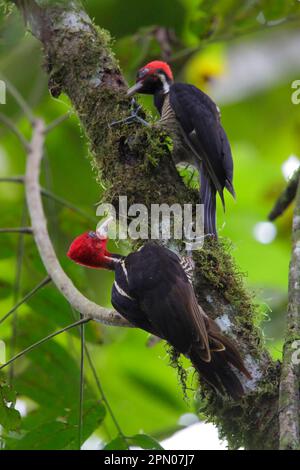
top-left (120, 259), bottom-right (129, 282)
top-left (113, 281), bottom-right (134, 300)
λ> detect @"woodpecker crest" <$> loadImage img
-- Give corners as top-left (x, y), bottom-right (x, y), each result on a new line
top-left (127, 60), bottom-right (174, 96)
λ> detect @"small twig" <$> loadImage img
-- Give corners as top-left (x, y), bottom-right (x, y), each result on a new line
top-left (84, 346), bottom-right (126, 439)
top-left (78, 313), bottom-right (85, 450)
top-left (269, 168), bottom-right (300, 221)
top-left (0, 73), bottom-right (35, 123)
top-left (279, 175), bottom-right (300, 450)
top-left (24, 118), bottom-right (130, 327)
top-left (41, 188), bottom-right (97, 223)
top-left (70, 301), bottom-right (125, 438)
top-left (0, 276), bottom-right (51, 325)
top-left (0, 227), bottom-right (32, 234)
top-left (0, 176), bottom-right (95, 223)
top-left (0, 176), bottom-right (24, 184)
top-left (153, 27), bottom-right (176, 61)
top-left (0, 318), bottom-right (90, 371)
top-left (9, 199), bottom-right (27, 383)
top-left (44, 112), bottom-right (71, 133)
top-left (0, 113), bottom-right (30, 150)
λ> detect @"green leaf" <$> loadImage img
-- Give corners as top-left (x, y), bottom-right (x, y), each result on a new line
top-left (103, 436), bottom-right (129, 450)
top-left (26, 286), bottom-right (102, 343)
top-left (13, 313), bottom-right (95, 409)
top-left (6, 399), bottom-right (106, 450)
top-left (0, 382), bottom-right (21, 431)
top-left (0, 279), bottom-right (12, 299)
top-left (129, 433), bottom-right (164, 450)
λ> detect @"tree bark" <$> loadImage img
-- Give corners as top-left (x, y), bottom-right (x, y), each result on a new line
top-left (279, 176), bottom-right (300, 450)
top-left (12, 0), bottom-right (281, 449)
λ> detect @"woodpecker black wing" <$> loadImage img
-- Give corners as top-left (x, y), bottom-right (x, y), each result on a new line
top-left (111, 244), bottom-right (251, 398)
top-left (114, 244), bottom-right (210, 358)
top-left (112, 260), bottom-right (157, 336)
top-left (169, 83), bottom-right (235, 207)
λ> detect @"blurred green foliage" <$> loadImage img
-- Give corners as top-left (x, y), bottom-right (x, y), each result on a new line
top-left (0, 0), bottom-right (300, 449)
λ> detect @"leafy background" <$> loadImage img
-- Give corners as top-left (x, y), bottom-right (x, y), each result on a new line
top-left (0, 0), bottom-right (300, 449)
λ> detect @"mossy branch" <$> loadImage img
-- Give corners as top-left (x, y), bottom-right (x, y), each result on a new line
top-left (13, 0), bottom-right (280, 449)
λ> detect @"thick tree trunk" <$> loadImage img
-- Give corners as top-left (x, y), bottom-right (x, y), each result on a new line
top-left (13, 0), bottom-right (280, 449)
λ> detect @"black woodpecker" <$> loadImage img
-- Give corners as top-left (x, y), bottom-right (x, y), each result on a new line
top-left (67, 219), bottom-right (250, 400)
top-left (127, 60), bottom-right (235, 238)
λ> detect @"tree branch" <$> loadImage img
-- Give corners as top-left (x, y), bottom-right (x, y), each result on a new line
top-left (0, 317), bottom-right (90, 371)
top-left (0, 112), bottom-right (30, 150)
top-left (0, 276), bottom-right (51, 325)
top-left (0, 227), bottom-right (32, 234)
top-left (0, 175), bottom-right (96, 222)
top-left (279, 174), bottom-right (300, 450)
top-left (25, 117), bottom-right (130, 328)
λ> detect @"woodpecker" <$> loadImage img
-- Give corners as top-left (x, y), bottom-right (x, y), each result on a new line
top-left (126, 60), bottom-right (235, 238)
top-left (67, 219), bottom-right (250, 399)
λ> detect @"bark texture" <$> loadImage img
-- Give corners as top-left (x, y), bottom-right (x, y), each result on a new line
top-left (279, 177), bottom-right (300, 450)
top-left (13, 0), bottom-right (281, 449)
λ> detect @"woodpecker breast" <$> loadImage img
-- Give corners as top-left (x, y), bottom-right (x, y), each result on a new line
top-left (160, 94), bottom-right (181, 138)
top-left (159, 94), bottom-right (195, 165)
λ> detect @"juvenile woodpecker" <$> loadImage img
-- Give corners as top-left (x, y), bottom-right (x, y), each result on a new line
top-left (67, 219), bottom-right (250, 399)
top-left (127, 61), bottom-right (235, 237)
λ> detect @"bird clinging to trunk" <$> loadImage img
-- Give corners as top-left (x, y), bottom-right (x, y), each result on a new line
top-left (127, 60), bottom-right (235, 238)
top-left (67, 218), bottom-right (250, 400)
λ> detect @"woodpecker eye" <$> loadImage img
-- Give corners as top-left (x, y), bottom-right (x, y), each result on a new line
top-left (88, 231), bottom-right (97, 238)
top-left (137, 68), bottom-right (149, 80)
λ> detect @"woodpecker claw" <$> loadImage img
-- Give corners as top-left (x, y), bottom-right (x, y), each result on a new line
top-left (109, 98), bottom-right (150, 128)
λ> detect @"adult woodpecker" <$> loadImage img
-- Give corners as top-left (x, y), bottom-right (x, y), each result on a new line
top-left (67, 219), bottom-right (250, 399)
top-left (126, 60), bottom-right (235, 237)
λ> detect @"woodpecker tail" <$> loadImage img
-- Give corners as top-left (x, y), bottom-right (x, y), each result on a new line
top-left (189, 315), bottom-right (251, 400)
top-left (200, 169), bottom-right (217, 238)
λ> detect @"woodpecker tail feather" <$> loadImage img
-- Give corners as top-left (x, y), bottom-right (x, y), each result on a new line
top-left (200, 170), bottom-right (217, 237)
top-left (189, 315), bottom-right (251, 400)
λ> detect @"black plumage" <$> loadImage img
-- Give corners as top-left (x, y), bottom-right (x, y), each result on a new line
top-left (159, 84), bottom-right (235, 237)
top-left (127, 62), bottom-right (235, 237)
top-left (111, 243), bottom-right (250, 399)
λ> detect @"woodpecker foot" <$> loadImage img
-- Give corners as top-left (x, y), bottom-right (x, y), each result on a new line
top-left (110, 99), bottom-right (150, 127)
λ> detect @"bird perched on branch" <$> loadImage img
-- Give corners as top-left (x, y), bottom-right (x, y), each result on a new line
top-left (67, 218), bottom-right (250, 400)
top-left (126, 60), bottom-right (235, 238)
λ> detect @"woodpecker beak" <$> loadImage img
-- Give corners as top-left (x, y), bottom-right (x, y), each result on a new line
top-left (96, 216), bottom-right (114, 240)
top-left (127, 81), bottom-right (144, 97)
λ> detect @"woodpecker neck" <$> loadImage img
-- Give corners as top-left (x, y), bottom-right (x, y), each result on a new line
top-left (100, 252), bottom-right (122, 271)
top-left (157, 72), bottom-right (171, 94)
top-left (78, 244), bottom-right (122, 271)
top-left (154, 88), bottom-right (169, 115)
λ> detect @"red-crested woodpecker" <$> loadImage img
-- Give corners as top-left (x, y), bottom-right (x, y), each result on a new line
top-left (67, 219), bottom-right (250, 400)
top-left (127, 60), bottom-right (235, 238)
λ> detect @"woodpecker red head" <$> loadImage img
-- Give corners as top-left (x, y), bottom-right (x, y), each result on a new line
top-left (127, 60), bottom-right (174, 97)
top-left (67, 217), bottom-right (117, 269)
